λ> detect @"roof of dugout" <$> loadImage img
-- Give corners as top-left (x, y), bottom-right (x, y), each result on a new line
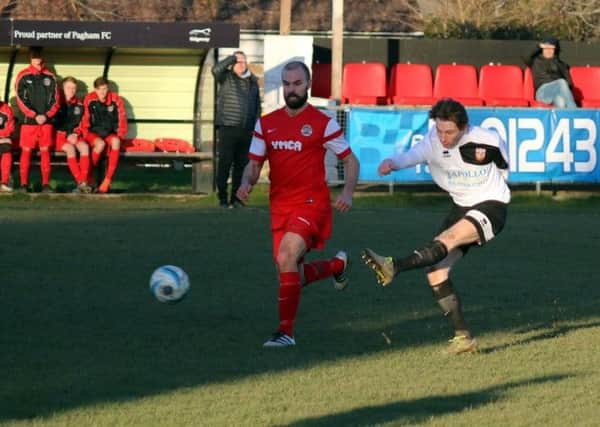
top-left (0, 19), bottom-right (239, 49)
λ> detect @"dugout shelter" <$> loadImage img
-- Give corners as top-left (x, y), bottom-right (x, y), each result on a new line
top-left (0, 19), bottom-right (240, 193)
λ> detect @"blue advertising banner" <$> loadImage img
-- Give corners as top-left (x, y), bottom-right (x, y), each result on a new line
top-left (348, 107), bottom-right (600, 183)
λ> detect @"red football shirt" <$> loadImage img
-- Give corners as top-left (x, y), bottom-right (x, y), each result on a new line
top-left (249, 104), bottom-right (352, 208)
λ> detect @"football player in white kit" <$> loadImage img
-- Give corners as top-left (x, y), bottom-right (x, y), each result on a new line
top-left (362, 98), bottom-right (510, 354)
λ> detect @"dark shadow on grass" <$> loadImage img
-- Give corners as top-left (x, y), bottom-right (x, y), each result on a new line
top-left (0, 201), bottom-right (599, 420)
top-left (282, 375), bottom-right (570, 427)
top-left (480, 321), bottom-right (600, 354)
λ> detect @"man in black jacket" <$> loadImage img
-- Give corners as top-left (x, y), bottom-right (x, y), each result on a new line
top-left (212, 50), bottom-right (261, 208)
top-left (525, 36), bottom-right (577, 108)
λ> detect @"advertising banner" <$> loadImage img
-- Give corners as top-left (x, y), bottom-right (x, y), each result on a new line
top-left (348, 107), bottom-right (599, 183)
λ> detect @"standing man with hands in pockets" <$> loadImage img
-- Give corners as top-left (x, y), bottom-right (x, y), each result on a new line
top-left (237, 61), bottom-right (359, 348)
top-left (212, 50), bottom-right (261, 208)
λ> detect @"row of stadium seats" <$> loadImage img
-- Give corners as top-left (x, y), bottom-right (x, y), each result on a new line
top-left (311, 62), bottom-right (600, 107)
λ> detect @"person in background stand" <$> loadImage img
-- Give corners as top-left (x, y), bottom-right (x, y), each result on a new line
top-left (212, 50), bottom-right (261, 208)
top-left (525, 36), bottom-right (577, 108)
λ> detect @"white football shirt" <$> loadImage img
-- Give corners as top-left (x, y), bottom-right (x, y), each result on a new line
top-left (390, 125), bottom-right (510, 206)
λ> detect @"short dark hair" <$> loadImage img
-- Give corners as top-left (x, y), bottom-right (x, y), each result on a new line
top-left (62, 76), bottom-right (78, 86)
top-left (429, 98), bottom-right (469, 129)
top-left (282, 61), bottom-right (311, 81)
top-left (93, 76), bottom-right (109, 88)
top-left (29, 46), bottom-right (43, 59)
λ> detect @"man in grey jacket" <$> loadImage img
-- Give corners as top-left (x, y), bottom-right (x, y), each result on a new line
top-left (212, 50), bottom-right (261, 208)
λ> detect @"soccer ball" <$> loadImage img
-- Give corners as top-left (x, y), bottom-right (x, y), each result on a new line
top-left (149, 265), bottom-right (190, 304)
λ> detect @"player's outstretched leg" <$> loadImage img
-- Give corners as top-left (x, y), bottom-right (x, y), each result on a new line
top-left (362, 241), bottom-right (449, 287)
top-left (361, 248), bottom-right (397, 286)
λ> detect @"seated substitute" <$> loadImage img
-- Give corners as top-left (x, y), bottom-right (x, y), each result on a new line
top-left (79, 77), bottom-right (127, 193)
top-left (0, 100), bottom-right (15, 192)
top-left (362, 98), bottom-right (510, 355)
top-left (54, 76), bottom-right (92, 193)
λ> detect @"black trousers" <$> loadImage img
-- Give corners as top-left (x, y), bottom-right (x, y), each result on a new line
top-left (216, 126), bottom-right (253, 204)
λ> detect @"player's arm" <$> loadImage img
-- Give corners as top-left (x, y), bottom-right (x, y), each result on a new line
top-left (237, 159), bottom-right (263, 201)
top-left (211, 55), bottom-right (237, 83)
top-left (15, 70), bottom-right (37, 119)
top-left (379, 136), bottom-right (429, 176)
top-left (335, 152), bottom-right (359, 212)
top-left (115, 93), bottom-right (128, 139)
top-left (0, 104), bottom-right (15, 138)
top-left (44, 73), bottom-right (61, 119)
top-left (237, 119), bottom-right (266, 201)
top-left (75, 94), bottom-right (92, 138)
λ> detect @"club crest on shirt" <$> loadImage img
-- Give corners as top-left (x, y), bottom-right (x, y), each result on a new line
top-left (43, 77), bottom-right (51, 86)
top-left (475, 147), bottom-right (486, 162)
top-left (107, 105), bottom-right (114, 112)
top-left (301, 124), bottom-right (312, 137)
top-left (73, 106), bottom-right (81, 115)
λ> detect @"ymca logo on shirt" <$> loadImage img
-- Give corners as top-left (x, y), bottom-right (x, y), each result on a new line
top-left (271, 140), bottom-right (303, 151)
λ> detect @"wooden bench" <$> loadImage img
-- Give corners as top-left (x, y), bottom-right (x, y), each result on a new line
top-left (14, 150), bottom-right (214, 194)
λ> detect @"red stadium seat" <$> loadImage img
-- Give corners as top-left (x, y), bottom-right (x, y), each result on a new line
top-left (570, 65), bottom-right (600, 108)
top-left (342, 62), bottom-right (387, 105)
top-left (311, 63), bottom-right (332, 98)
top-left (154, 138), bottom-right (195, 153)
top-left (523, 67), bottom-right (552, 108)
top-left (433, 63), bottom-right (483, 106)
top-left (388, 63), bottom-right (435, 106)
top-left (122, 138), bottom-right (155, 152)
top-left (478, 64), bottom-right (528, 107)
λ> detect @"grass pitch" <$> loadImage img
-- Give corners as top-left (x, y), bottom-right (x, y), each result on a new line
top-left (1, 189), bottom-right (599, 426)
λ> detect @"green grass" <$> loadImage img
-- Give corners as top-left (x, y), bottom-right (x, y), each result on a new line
top-left (1, 189), bottom-right (599, 426)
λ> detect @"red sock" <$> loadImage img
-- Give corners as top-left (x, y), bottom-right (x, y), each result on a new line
top-left (66, 156), bottom-right (81, 184)
top-left (19, 150), bottom-right (31, 186)
top-left (1, 152), bottom-right (12, 184)
top-left (40, 150), bottom-right (51, 185)
top-left (105, 149), bottom-right (120, 181)
top-left (91, 150), bottom-right (102, 166)
top-left (278, 272), bottom-right (301, 337)
top-left (302, 257), bottom-right (344, 286)
top-left (79, 155), bottom-right (90, 184)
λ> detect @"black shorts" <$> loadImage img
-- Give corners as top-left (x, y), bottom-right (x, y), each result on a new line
top-left (439, 200), bottom-right (508, 253)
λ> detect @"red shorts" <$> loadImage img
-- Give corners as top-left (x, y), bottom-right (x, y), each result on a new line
top-left (84, 132), bottom-right (119, 147)
top-left (271, 204), bottom-right (332, 258)
top-left (55, 131), bottom-right (86, 152)
top-left (19, 124), bottom-right (53, 149)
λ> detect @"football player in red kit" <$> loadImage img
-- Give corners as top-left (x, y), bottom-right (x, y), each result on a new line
top-left (79, 77), bottom-right (127, 193)
top-left (15, 47), bottom-right (60, 192)
top-left (237, 61), bottom-right (360, 347)
top-left (0, 100), bottom-right (15, 192)
top-left (54, 76), bottom-right (92, 193)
